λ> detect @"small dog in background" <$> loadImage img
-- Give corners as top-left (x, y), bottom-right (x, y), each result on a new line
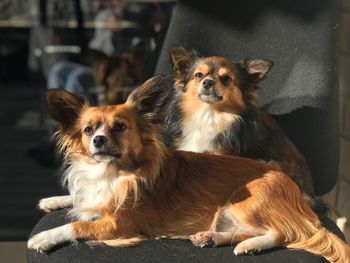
top-left (165, 47), bottom-right (315, 197)
top-left (147, 46), bottom-right (314, 198)
top-left (27, 79), bottom-right (350, 262)
top-left (87, 49), bottom-right (144, 104)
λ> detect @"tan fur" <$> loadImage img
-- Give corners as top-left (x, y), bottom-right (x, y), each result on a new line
top-left (32, 86), bottom-right (350, 262)
top-left (169, 47), bottom-right (315, 197)
top-left (184, 58), bottom-right (246, 114)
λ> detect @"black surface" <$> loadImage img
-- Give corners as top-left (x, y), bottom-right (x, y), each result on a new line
top-left (26, 209), bottom-right (346, 263)
top-left (0, 83), bottom-right (63, 241)
top-left (272, 107), bottom-right (339, 195)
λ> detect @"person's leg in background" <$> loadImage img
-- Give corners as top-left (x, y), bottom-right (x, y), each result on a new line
top-left (47, 61), bottom-right (83, 89)
top-left (47, 61), bottom-right (97, 104)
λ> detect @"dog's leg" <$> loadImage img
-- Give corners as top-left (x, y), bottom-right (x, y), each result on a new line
top-left (190, 230), bottom-right (252, 248)
top-left (190, 206), bottom-right (255, 248)
top-left (221, 176), bottom-right (284, 255)
top-left (38, 195), bottom-right (73, 212)
top-left (190, 231), bottom-right (232, 247)
top-left (102, 236), bottom-right (145, 247)
top-left (28, 223), bottom-right (74, 252)
top-left (233, 231), bottom-right (280, 255)
top-left (28, 212), bottom-right (128, 252)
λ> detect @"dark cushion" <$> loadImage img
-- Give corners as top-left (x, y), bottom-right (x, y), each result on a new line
top-left (26, 209), bottom-right (344, 263)
top-left (272, 107), bottom-right (338, 195)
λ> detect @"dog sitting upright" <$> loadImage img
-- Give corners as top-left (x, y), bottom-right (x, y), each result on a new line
top-left (27, 78), bottom-right (349, 262)
top-left (153, 46), bottom-right (314, 197)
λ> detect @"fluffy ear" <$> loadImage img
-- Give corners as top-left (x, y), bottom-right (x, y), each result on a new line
top-left (127, 75), bottom-right (173, 125)
top-left (169, 46), bottom-right (196, 77)
top-left (45, 89), bottom-right (89, 129)
top-left (240, 59), bottom-right (273, 82)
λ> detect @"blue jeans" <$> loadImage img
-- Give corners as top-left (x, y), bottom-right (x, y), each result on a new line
top-left (47, 61), bottom-right (95, 96)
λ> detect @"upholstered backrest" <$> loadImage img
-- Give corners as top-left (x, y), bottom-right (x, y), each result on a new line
top-left (155, 0), bottom-right (339, 195)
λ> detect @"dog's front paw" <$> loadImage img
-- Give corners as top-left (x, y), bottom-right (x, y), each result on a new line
top-left (38, 196), bottom-right (72, 212)
top-left (27, 224), bottom-right (73, 252)
top-left (28, 231), bottom-right (58, 252)
top-left (38, 198), bottom-right (58, 212)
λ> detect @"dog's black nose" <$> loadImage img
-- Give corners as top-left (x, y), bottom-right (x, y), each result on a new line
top-left (202, 79), bottom-right (215, 89)
top-left (93, 136), bottom-right (107, 148)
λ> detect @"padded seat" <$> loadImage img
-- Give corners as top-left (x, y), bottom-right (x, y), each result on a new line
top-left (26, 0), bottom-right (343, 262)
top-left (27, 209), bottom-right (345, 263)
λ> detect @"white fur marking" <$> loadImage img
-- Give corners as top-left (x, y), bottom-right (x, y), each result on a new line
top-left (27, 224), bottom-right (73, 252)
top-left (179, 105), bottom-right (241, 153)
top-left (89, 125), bottom-right (105, 154)
top-left (38, 195), bottom-right (72, 212)
top-left (64, 160), bottom-right (133, 221)
top-left (234, 231), bottom-right (279, 255)
top-left (89, 125), bottom-right (116, 163)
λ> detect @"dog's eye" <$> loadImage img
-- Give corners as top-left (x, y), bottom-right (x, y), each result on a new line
top-left (84, 126), bottom-right (94, 135)
top-left (220, 75), bottom-right (232, 85)
top-left (195, 72), bottom-right (204, 79)
top-left (113, 122), bottom-right (127, 132)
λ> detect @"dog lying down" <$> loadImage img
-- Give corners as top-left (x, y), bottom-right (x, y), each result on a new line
top-left (27, 77), bottom-right (350, 262)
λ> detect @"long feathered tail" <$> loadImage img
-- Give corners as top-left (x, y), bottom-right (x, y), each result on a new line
top-left (265, 175), bottom-right (350, 263)
top-left (255, 172), bottom-right (350, 263)
top-left (287, 227), bottom-right (350, 263)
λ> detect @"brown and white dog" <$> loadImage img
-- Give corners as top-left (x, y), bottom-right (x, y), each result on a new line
top-left (141, 46), bottom-right (314, 198)
top-left (27, 78), bottom-right (349, 262)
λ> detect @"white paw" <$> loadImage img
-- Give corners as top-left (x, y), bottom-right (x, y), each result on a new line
top-left (27, 224), bottom-right (73, 252)
top-left (38, 196), bottom-right (72, 212)
top-left (234, 246), bottom-right (259, 256)
top-left (38, 198), bottom-right (58, 212)
top-left (234, 242), bottom-right (260, 256)
top-left (28, 230), bottom-right (59, 252)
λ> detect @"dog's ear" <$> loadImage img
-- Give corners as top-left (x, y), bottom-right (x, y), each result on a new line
top-left (127, 75), bottom-right (172, 125)
top-left (45, 89), bottom-right (89, 129)
top-left (240, 59), bottom-right (273, 82)
top-left (169, 46), bottom-right (196, 77)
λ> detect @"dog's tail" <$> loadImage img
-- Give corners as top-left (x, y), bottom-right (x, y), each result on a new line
top-left (263, 173), bottom-right (350, 263)
top-left (287, 226), bottom-right (350, 263)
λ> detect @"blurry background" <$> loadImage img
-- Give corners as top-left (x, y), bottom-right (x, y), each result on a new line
top-left (0, 0), bottom-right (174, 261)
top-left (0, 0), bottom-right (349, 262)
top-left (323, 0), bottom-right (350, 241)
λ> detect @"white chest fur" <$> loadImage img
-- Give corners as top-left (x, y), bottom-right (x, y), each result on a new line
top-left (178, 105), bottom-right (240, 153)
top-left (63, 160), bottom-right (126, 220)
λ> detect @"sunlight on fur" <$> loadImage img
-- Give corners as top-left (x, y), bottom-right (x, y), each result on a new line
top-left (26, 79), bottom-right (350, 263)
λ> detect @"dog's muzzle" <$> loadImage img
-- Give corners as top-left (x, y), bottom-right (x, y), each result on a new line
top-left (90, 135), bottom-right (122, 162)
top-left (198, 79), bottom-right (223, 103)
